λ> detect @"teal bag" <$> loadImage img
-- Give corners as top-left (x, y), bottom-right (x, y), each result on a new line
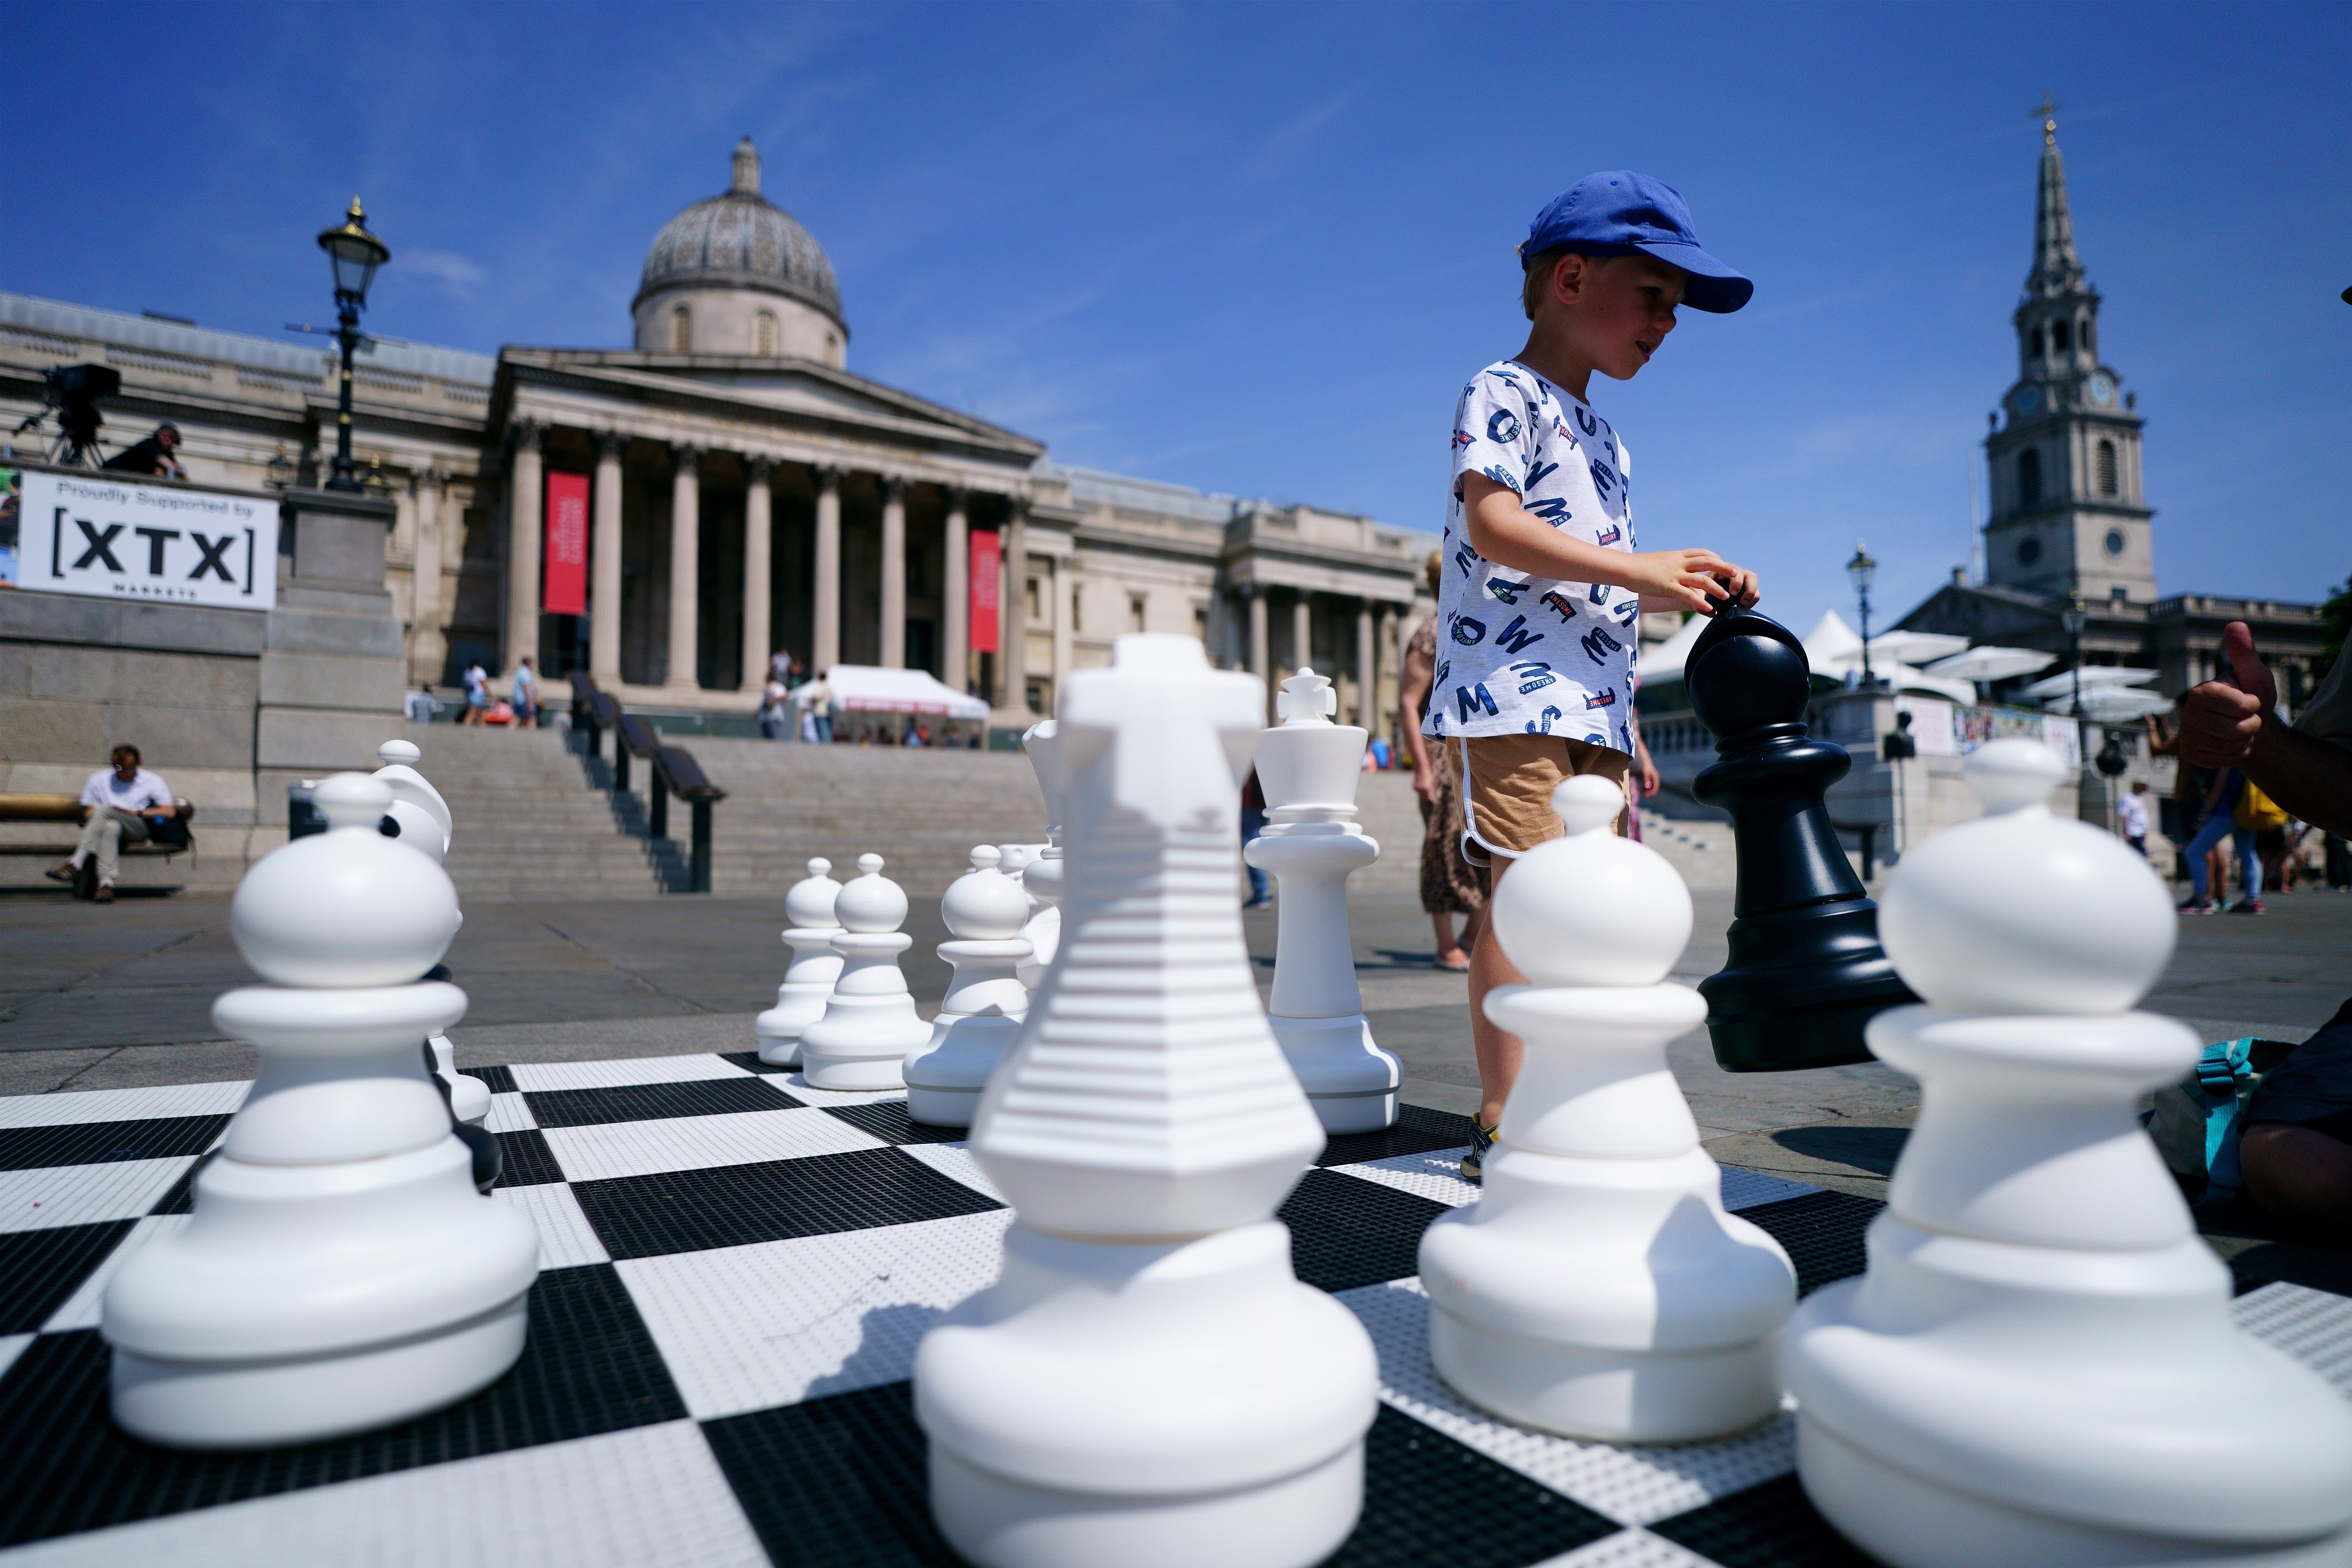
top-left (2146, 1038), bottom-right (2298, 1204)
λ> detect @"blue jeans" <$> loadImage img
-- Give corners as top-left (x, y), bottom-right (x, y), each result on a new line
top-left (2186, 811), bottom-right (2260, 902)
top-left (1241, 805), bottom-right (1269, 904)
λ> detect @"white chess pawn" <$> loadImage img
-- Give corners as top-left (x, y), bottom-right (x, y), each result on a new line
top-left (754, 858), bottom-right (846, 1068)
top-left (902, 847), bottom-right (1034, 1128)
top-left (374, 740), bottom-right (486, 1127)
top-left (797, 853), bottom-right (931, 1090)
top-left (1786, 740), bottom-right (2352, 1567)
top-left (1420, 774), bottom-right (1795, 1442)
top-left (1245, 668), bottom-right (1401, 1133)
top-left (102, 773), bottom-right (540, 1450)
top-left (916, 635), bottom-right (1376, 1568)
top-left (1013, 719), bottom-right (1065, 991)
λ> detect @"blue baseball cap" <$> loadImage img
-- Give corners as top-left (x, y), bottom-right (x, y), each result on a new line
top-left (1522, 171), bottom-right (1753, 314)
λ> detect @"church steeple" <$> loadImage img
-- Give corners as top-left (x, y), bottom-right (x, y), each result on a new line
top-left (1981, 100), bottom-right (2156, 607)
top-left (2026, 105), bottom-right (2085, 298)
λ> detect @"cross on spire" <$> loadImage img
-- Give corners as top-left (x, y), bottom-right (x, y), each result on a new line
top-left (2030, 94), bottom-right (2060, 146)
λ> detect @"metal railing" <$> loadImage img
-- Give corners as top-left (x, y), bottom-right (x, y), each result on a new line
top-left (566, 672), bottom-right (727, 894)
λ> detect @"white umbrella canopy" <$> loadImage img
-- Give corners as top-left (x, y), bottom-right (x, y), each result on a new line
top-left (2020, 665), bottom-right (2159, 701)
top-left (1636, 612), bottom-right (1707, 684)
top-left (2044, 686), bottom-right (2174, 722)
top-left (1866, 630), bottom-right (1969, 666)
top-left (822, 664), bottom-right (990, 719)
top-left (1802, 610), bottom-right (1863, 670)
top-left (1926, 646), bottom-right (2057, 684)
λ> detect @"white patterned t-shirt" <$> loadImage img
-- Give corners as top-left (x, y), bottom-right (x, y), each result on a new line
top-left (1422, 360), bottom-right (1637, 751)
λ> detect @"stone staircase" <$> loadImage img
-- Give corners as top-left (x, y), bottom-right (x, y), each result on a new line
top-left (409, 725), bottom-right (670, 900)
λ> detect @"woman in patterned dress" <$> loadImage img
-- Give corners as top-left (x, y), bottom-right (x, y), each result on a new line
top-left (1398, 554), bottom-right (1485, 971)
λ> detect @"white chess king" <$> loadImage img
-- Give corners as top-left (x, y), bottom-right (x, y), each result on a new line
top-left (754, 858), bottom-right (846, 1068)
top-left (915, 635), bottom-right (1377, 1568)
top-left (1245, 667), bottom-right (1401, 1132)
top-left (1419, 773), bottom-right (1795, 1442)
top-left (1785, 739), bottom-right (2352, 1568)
top-left (902, 846), bottom-right (1033, 1128)
top-left (1013, 719), bottom-right (1065, 992)
top-left (101, 772), bottom-right (540, 1450)
top-left (796, 853), bottom-right (930, 1090)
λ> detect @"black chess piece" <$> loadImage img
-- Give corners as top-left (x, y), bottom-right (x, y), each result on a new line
top-left (1685, 605), bottom-right (1915, 1071)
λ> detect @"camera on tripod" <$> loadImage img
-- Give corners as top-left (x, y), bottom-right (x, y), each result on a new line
top-left (13, 363), bottom-right (123, 466)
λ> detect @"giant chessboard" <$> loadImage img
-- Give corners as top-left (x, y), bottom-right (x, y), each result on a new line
top-left (3, 1050), bottom-right (2348, 1567)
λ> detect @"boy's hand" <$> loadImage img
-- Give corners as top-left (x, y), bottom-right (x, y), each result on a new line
top-left (2178, 622), bottom-right (2275, 769)
top-left (1624, 550), bottom-right (1757, 615)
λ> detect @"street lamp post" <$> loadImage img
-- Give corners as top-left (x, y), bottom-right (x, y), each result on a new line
top-left (2060, 589), bottom-right (2088, 771)
top-left (314, 199), bottom-right (390, 494)
top-left (1845, 541), bottom-right (1878, 690)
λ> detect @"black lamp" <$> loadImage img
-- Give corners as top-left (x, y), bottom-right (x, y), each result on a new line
top-left (314, 198), bottom-right (390, 492)
top-left (1845, 540), bottom-right (1878, 690)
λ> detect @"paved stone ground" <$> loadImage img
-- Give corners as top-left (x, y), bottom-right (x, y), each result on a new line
top-left (5, 880), bottom-right (2348, 1215)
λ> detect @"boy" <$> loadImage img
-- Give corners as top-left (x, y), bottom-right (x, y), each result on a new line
top-left (1430, 171), bottom-right (1760, 1181)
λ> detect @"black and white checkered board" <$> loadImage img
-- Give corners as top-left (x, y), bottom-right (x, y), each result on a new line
top-left (2, 1051), bottom-right (2348, 1568)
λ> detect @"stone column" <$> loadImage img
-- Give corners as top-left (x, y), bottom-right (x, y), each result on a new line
top-left (1292, 592), bottom-right (1313, 676)
top-left (742, 456), bottom-right (774, 691)
top-left (503, 420), bottom-right (543, 677)
top-left (1377, 605), bottom-right (1398, 741)
top-left (1002, 498), bottom-right (1029, 710)
top-left (409, 466), bottom-right (446, 686)
top-left (590, 433), bottom-right (625, 686)
top-left (1247, 586), bottom-right (1270, 724)
top-left (880, 476), bottom-right (907, 670)
top-left (1051, 554), bottom-right (1072, 699)
top-left (813, 465), bottom-right (842, 671)
top-left (943, 487), bottom-right (969, 690)
top-left (667, 446), bottom-right (701, 691)
top-left (1356, 599), bottom-right (1376, 729)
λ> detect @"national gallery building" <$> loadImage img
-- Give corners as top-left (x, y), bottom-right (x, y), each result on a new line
top-left (0, 139), bottom-right (1429, 728)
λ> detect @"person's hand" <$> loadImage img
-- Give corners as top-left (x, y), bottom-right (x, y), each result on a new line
top-left (1413, 763), bottom-right (1438, 806)
top-left (1621, 550), bottom-right (1757, 615)
top-left (2178, 622), bottom-right (2277, 769)
top-left (1639, 753), bottom-right (1661, 796)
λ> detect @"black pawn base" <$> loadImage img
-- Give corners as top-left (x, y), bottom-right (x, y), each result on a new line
top-left (1682, 606), bottom-right (1916, 1074)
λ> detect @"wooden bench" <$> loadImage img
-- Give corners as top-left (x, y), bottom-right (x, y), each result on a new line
top-left (0, 793), bottom-right (197, 898)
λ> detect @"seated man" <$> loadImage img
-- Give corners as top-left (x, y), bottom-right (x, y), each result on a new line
top-left (48, 744), bottom-right (178, 904)
top-left (2178, 622), bottom-right (2352, 1243)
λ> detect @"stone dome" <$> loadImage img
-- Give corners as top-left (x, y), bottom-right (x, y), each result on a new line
top-left (632, 138), bottom-right (846, 348)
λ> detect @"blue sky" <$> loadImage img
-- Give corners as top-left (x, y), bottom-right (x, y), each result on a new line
top-left (10, 1), bottom-right (2347, 635)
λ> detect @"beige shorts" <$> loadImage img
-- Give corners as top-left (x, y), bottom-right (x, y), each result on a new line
top-left (1452, 734), bottom-right (1629, 864)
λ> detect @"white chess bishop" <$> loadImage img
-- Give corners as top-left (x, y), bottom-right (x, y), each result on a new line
top-left (916, 635), bottom-right (1377, 1568)
top-left (1245, 668), bottom-right (1401, 1132)
top-left (374, 739), bottom-right (487, 1128)
top-left (797, 853), bottom-right (931, 1089)
top-left (902, 847), bottom-right (1033, 1128)
top-left (754, 858), bottom-right (846, 1068)
top-left (1013, 719), bottom-right (1065, 991)
top-left (102, 773), bottom-right (541, 1450)
top-left (1786, 740), bottom-right (2352, 1568)
top-left (1419, 774), bottom-right (1795, 1442)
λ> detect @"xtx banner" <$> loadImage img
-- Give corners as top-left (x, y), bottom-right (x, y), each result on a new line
top-left (16, 471), bottom-right (279, 611)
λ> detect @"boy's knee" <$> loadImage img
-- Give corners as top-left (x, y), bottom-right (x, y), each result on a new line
top-left (2239, 1122), bottom-right (2352, 1238)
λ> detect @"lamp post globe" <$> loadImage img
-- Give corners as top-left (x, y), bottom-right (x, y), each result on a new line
top-left (314, 198), bottom-right (390, 493)
top-left (1845, 541), bottom-right (1878, 691)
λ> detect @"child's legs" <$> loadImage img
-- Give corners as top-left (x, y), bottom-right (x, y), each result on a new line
top-left (2234, 830), bottom-right (2262, 900)
top-left (1459, 735), bottom-right (1629, 1127)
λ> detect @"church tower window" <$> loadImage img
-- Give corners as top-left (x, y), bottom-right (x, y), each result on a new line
top-left (670, 305), bottom-right (692, 354)
top-left (2018, 447), bottom-right (2041, 506)
top-left (2028, 325), bottom-right (2043, 357)
top-left (2096, 440), bottom-right (2118, 497)
top-left (2083, 319), bottom-right (2096, 354)
top-left (2051, 319), bottom-right (2070, 352)
top-left (754, 310), bottom-right (778, 356)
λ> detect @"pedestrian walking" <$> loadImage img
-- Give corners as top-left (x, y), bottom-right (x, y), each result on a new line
top-left (460, 660), bottom-right (490, 726)
top-left (1399, 560), bottom-right (1484, 971)
top-left (758, 676), bottom-right (790, 740)
top-left (1240, 768), bottom-right (1270, 908)
top-left (510, 658), bottom-right (539, 730)
top-left (2118, 779), bottom-right (2151, 860)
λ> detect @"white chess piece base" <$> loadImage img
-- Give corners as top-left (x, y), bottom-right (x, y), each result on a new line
top-left (799, 932), bottom-right (930, 1090)
top-left (906, 932), bottom-right (1031, 1129)
top-left (105, 1124), bottom-right (536, 1450)
top-left (753, 942), bottom-right (842, 1069)
top-left (1265, 1015), bottom-right (1398, 1134)
top-left (917, 1220), bottom-right (1375, 1568)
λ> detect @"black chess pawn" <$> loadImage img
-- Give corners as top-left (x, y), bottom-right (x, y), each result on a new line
top-left (1685, 606), bottom-right (1915, 1071)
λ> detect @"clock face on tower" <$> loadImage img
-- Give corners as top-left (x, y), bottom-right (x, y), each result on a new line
top-left (2010, 384), bottom-right (2042, 416)
top-left (2089, 372), bottom-right (2116, 407)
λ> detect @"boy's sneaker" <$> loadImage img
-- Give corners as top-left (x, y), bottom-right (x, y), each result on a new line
top-left (2226, 899), bottom-right (2266, 915)
top-left (1461, 1118), bottom-right (1497, 1185)
top-left (2176, 897), bottom-right (2214, 914)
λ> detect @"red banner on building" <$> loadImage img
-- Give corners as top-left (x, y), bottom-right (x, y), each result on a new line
top-left (969, 528), bottom-right (1001, 654)
top-left (544, 472), bottom-right (589, 617)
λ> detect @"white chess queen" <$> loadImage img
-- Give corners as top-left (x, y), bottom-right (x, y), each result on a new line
top-left (916, 635), bottom-right (1377, 1568)
top-left (102, 773), bottom-right (540, 1450)
top-left (1785, 740), bottom-right (2352, 1567)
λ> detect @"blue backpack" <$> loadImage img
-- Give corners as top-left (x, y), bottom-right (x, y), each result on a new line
top-left (2146, 1038), bottom-right (2298, 1205)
